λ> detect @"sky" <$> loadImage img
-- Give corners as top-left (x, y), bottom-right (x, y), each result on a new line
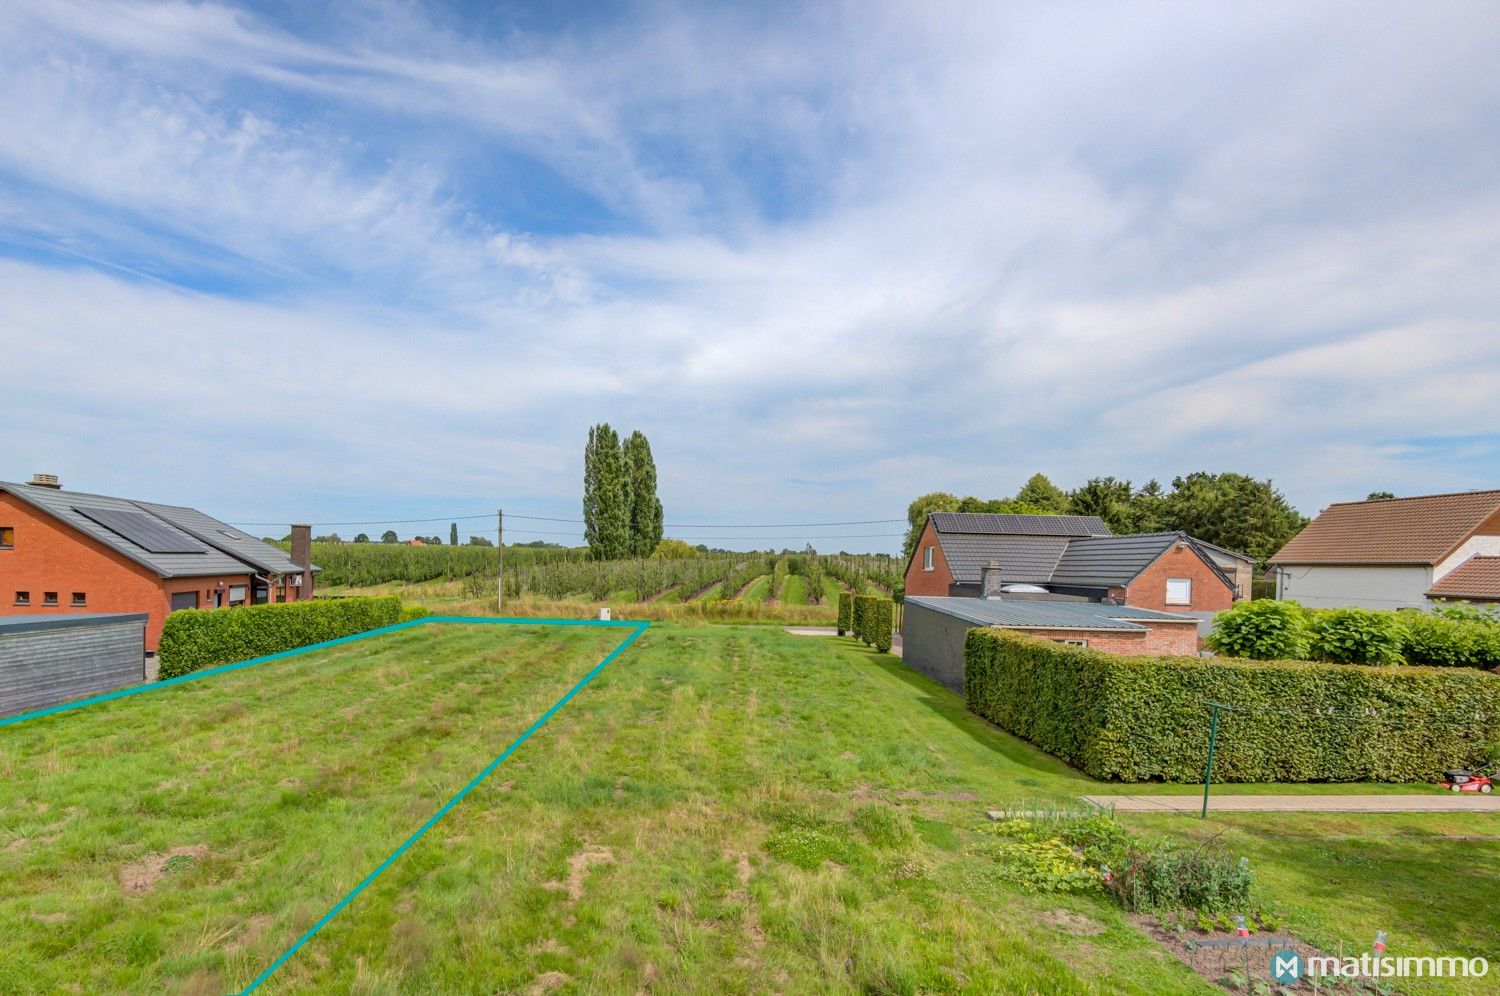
top-left (2, 1), bottom-right (1498, 552)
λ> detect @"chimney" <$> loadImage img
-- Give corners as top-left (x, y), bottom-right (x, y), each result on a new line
top-left (29, 473), bottom-right (61, 489)
top-left (981, 559), bottom-right (1004, 600)
top-left (290, 524), bottom-right (312, 571)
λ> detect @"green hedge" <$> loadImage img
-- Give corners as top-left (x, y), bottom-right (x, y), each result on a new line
top-left (837, 592), bottom-right (853, 636)
top-left (850, 594), bottom-right (894, 652)
top-left (965, 628), bottom-right (1500, 782)
top-left (158, 596), bottom-right (409, 679)
top-left (1208, 599), bottom-right (1500, 669)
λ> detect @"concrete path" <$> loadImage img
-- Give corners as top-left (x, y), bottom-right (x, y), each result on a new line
top-left (1084, 793), bottom-right (1500, 813)
top-left (783, 626), bottom-right (902, 656)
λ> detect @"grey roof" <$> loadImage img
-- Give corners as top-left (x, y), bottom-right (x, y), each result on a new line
top-left (0, 612), bottom-right (149, 635)
top-left (1050, 532), bottom-right (1234, 590)
top-left (134, 501), bottom-right (314, 575)
top-left (938, 534), bottom-right (1071, 584)
top-left (906, 595), bottom-right (1198, 631)
top-left (0, 481), bottom-right (311, 580)
top-left (929, 512), bottom-right (1112, 537)
top-left (1190, 537), bottom-right (1255, 565)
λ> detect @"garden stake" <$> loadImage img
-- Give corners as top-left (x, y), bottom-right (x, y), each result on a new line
top-left (1202, 702), bottom-right (1234, 818)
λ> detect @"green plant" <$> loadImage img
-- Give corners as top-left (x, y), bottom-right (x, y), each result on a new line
top-left (1205, 599), bottom-right (1309, 659)
top-left (964, 628), bottom-right (1500, 782)
top-left (1306, 608), bottom-right (1407, 665)
top-left (1109, 846), bottom-right (1251, 914)
top-left (157, 596), bottom-right (407, 678)
top-left (1401, 611), bottom-right (1500, 669)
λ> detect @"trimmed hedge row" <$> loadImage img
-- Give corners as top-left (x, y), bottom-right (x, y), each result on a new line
top-left (853, 594), bottom-right (894, 652)
top-left (965, 628), bottom-right (1500, 782)
top-left (158, 596), bottom-right (412, 679)
top-left (1207, 599), bottom-right (1500, 668)
top-left (837, 592), bottom-right (853, 636)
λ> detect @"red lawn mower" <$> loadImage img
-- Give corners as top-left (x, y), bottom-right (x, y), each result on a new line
top-left (1441, 768), bottom-right (1494, 793)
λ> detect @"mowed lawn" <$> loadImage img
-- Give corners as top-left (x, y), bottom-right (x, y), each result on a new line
top-left (0, 624), bottom-right (1494, 994)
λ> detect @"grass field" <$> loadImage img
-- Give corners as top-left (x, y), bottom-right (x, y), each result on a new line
top-left (3, 624), bottom-right (1496, 993)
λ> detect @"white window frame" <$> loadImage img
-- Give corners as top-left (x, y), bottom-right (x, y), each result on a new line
top-left (1165, 577), bottom-right (1193, 605)
top-left (922, 546), bottom-right (934, 572)
top-left (1053, 638), bottom-right (1088, 647)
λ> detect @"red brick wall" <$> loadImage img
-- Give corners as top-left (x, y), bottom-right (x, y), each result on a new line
top-left (1016, 621), bottom-right (1198, 656)
top-left (0, 493), bottom-right (251, 650)
top-left (1124, 542), bottom-right (1234, 612)
top-left (904, 519), bottom-right (955, 597)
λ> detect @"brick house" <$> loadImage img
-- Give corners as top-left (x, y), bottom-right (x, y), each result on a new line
top-left (0, 475), bottom-right (317, 650)
top-left (901, 592), bottom-right (1201, 694)
top-left (904, 512), bottom-right (1240, 612)
top-left (1270, 489), bottom-right (1500, 609)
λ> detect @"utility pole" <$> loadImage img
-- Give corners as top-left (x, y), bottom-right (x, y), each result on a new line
top-left (497, 508), bottom-right (504, 614)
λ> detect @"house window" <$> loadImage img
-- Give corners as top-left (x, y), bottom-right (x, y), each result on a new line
top-left (228, 584), bottom-right (247, 607)
top-left (15, 591), bottom-right (30, 606)
top-left (42, 592), bottom-right (59, 606)
top-left (922, 547), bottom-right (934, 572)
top-left (0, 526), bottom-right (13, 548)
top-left (1053, 638), bottom-right (1088, 647)
top-left (1165, 577), bottom-right (1193, 605)
top-left (170, 591), bottom-right (199, 612)
top-left (71, 592), bottom-right (87, 607)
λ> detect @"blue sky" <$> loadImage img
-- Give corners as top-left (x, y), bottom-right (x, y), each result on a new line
top-left (2, 1), bottom-right (1498, 551)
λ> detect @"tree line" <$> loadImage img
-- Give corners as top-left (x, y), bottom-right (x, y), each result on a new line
top-left (583, 423), bottom-right (664, 560)
top-left (904, 471), bottom-right (1309, 567)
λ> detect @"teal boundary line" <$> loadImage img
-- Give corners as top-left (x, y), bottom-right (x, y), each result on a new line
top-left (0, 615), bottom-right (650, 992)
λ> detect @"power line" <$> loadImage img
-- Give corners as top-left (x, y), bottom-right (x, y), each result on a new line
top-left (230, 511), bottom-right (907, 529)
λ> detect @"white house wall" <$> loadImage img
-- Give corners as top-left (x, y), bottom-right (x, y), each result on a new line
top-left (1276, 565), bottom-right (1434, 610)
top-left (1434, 535), bottom-right (1500, 582)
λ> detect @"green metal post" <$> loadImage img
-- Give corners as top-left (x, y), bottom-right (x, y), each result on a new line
top-left (1202, 703), bottom-right (1230, 819)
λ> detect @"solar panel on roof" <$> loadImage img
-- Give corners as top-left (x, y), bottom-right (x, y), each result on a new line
top-left (72, 506), bottom-right (208, 554)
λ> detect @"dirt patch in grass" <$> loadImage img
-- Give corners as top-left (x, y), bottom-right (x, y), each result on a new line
top-left (544, 845), bottom-right (615, 902)
top-left (119, 845), bottom-right (208, 894)
top-left (1040, 909), bottom-right (1106, 936)
top-left (5, 837), bottom-right (28, 852)
top-left (527, 970), bottom-right (571, 994)
top-left (1133, 914), bottom-right (1358, 993)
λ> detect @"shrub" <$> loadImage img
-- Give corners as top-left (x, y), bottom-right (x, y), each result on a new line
top-left (1108, 846), bottom-right (1251, 914)
top-left (964, 628), bottom-right (1500, 782)
top-left (837, 592), bottom-right (853, 636)
top-left (870, 597), bottom-right (894, 652)
top-left (1305, 608), bottom-right (1408, 665)
top-left (1401, 612), bottom-right (1500, 669)
top-left (158, 596), bottom-right (407, 679)
top-left (853, 595), bottom-right (874, 644)
top-left (1205, 600), bottom-right (1309, 659)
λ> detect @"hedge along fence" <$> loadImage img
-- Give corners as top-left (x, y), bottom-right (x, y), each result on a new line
top-left (965, 628), bottom-right (1500, 782)
top-left (158, 596), bottom-right (411, 679)
top-left (837, 592), bottom-right (854, 636)
top-left (853, 595), bottom-right (895, 653)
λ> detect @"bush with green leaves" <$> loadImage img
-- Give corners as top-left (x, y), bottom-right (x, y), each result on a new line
top-left (1305, 608), bottom-right (1407, 665)
top-left (1108, 846), bottom-right (1251, 914)
top-left (1204, 599), bottom-right (1309, 659)
top-left (869, 597), bottom-right (894, 652)
top-left (1401, 612), bottom-right (1500, 668)
top-left (837, 592), bottom-right (853, 636)
top-left (158, 596), bottom-right (407, 679)
top-left (964, 628), bottom-right (1500, 782)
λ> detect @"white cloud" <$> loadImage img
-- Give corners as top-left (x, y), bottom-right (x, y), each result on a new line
top-left (1, 0), bottom-right (1498, 544)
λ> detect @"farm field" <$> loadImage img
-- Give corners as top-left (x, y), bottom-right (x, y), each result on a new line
top-left (3, 624), bottom-right (1496, 993)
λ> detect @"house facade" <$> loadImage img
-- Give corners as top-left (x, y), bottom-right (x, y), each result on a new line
top-left (902, 595), bottom-right (1201, 694)
top-left (1269, 489), bottom-right (1500, 610)
top-left (0, 475), bottom-right (317, 650)
top-left (904, 512), bottom-right (1239, 613)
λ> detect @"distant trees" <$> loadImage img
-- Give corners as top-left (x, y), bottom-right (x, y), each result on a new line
top-left (467, 535), bottom-right (495, 547)
top-left (1367, 491), bottom-right (1396, 501)
top-left (652, 538), bottom-right (696, 559)
top-left (903, 470), bottom-right (1308, 567)
top-left (624, 431), bottom-right (664, 558)
top-left (380, 530), bottom-right (398, 544)
top-left (353, 533), bottom-right (370, 543)
top-left (450, 522), bottom-right (459, 545)
top-left (583, 423), bottom-right (663, 560)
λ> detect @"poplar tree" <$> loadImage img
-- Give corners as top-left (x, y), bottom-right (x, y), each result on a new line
top-left (623, 430), bottom-right (664, 558)
top-left (583, 423), bottom-right (632, 560)
top-left (449, 522), bottom-right (458, 545)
